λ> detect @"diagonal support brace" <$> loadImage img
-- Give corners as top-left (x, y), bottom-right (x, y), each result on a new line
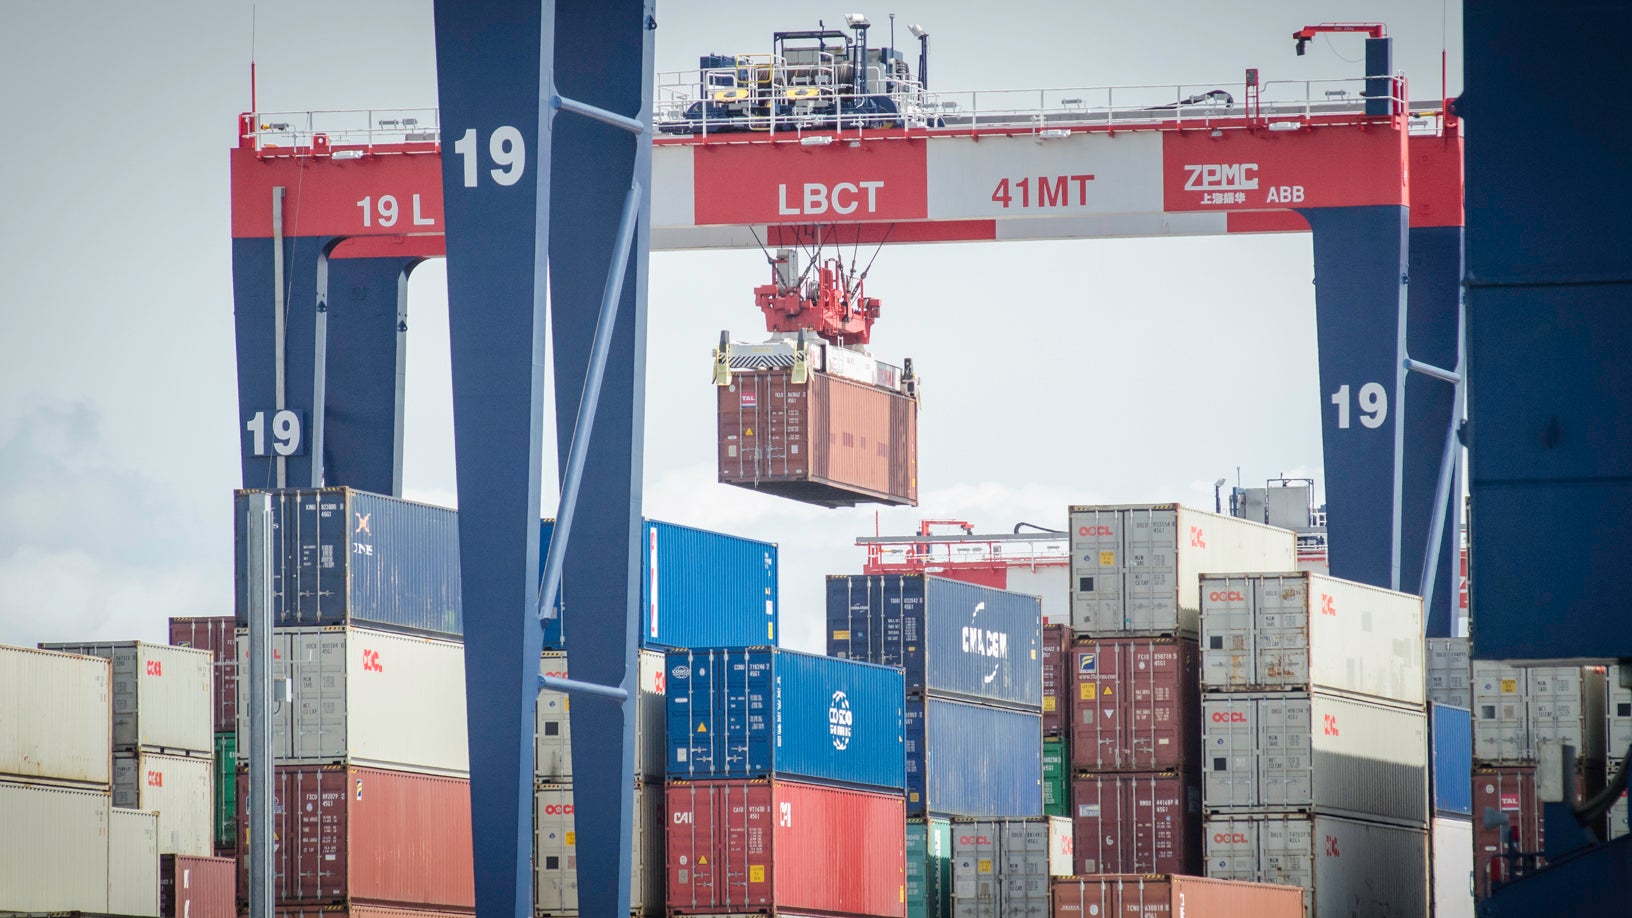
top-left (538, 674), bottom-right (630, 701)
top-left (1403, 357), bottom-right (1461, 385)
top-left (554, 94), bottom-right (647, 135)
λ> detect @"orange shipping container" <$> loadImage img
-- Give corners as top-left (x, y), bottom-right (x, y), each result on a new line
top-left (1052, 874), bottom-right (1305, 918)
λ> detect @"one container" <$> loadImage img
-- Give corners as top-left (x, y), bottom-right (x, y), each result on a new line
top-left (213, 731), bottom-right (237, 852)
top-left (234, 488), bottom-right (462, 636)
top-left (160, 854), bottom-right (236, 918)
top-left (168, 616), bottom-right (239, 731)
top-left (1204, 812), bottom-right (1428, 918)
top-left (1050, 874), bottom-right (1306, 918)
top-left (114, 750), bottom-right (214, 856)
top-left (36, 640), bottom-right (213, 757)
top-left (949, 816), bottom-right (1072, 917)
top-left (666, 778), bottom-right (907, 916)
top-left (1609, 680), bottom-right (1632, 757)
top-left (0, 781), bottom-right (111, 912)
top-left (718, 360), bottom-right (919, 509)
top-left (1433, 703), bottom-right (1474, 816)
top-left (1042, 737), bottom-right (1068, 818)
top-left (234, 764), bottom-right (474, 907)
top-left (537, 648), bottom-right (665, 782)
top-left (1042, 624), bottom-right (1068, 735)
top-left (665, 647), bottom-right (906, 791)
top-left (1201, 691), bottom-right (1429, 827)
top-left (907, 817), bottom-right (952, 918)
top-left (908, 695), bottom-right (1043, 818)
top-left (533, 781), bottom-right (663, 915)
top-left (1431, 815), bottom-right (1475, 918)
top-left (1069, 637), bottom-right (1199, 772)
top-left (1471, 765), bottom-right (1540, 899)
top-left (1070, 771), bottom-right (1200, 876)
top-left (1198, 572), bottom-right (1425, 706)
top-left (109, 807), bottom-right (160, 918)
top-left (827, 573), bottom-right (1044, 710)
top-left (0, 644), bottom-right (112, 787)
top-left (1427, 637), bottom-right (1471, 709)
top-left (1068, 504), bottom-right (1295, 636)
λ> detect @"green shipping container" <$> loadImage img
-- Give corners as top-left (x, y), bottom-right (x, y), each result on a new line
top-left (214, 731), bottom-right (237, 851)
top-left (1043, 737), bottom-right (1068, 818)
top-left (906, 816), bottom-right (952, 918)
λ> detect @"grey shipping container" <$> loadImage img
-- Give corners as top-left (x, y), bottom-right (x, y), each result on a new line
top-left (538, 649), bottom-right (665, 782)
top-left (36, 640), bottom-right (213, 757)
top-left (534, 781), bottom-right (663, 914)
top-left (1472, 660), bottom-right (1602, 764)
top-left (1, 644), bottom-right (112, 787)
top-left (114, 750), bottom-right (213, 856)
top-left (109, 806), bottom-right (160, 918)
top-left (949, 816), bottom-right (1072, 918)
top-left (1432, 815), bottom-right (1475, 918)
top-left (0, 781), bottom-right (111, 912)
top-left (908, 695), bottom-right (1043, 817)
top-left (1610, 682), bottom-right (1632, 758)
top-left (1205, 812), bottom-right (1429, 918)
top-left (1427, 637), bottom-right (1472, 709)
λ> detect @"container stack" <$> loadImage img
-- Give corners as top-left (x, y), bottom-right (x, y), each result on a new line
top-left (1429, 703), bottom-right (1476, 918)
top-left (1042, 623), bottom-right (1069, 820)
top-left (1198, 571), bottom-right (1431, 917)
top-left (167, 616), bottom-right (239, 859)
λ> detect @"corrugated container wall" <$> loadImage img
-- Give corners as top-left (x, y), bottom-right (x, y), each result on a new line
top-left (1204, 812), bottom-right (1428, 918)
top-left (272, 909), bottom-right (479, 918)
top-left (1610, 680), bottom-right (1632, 756)
top-left (0, 782), bottom-right (111, 912)
top-left (109, 806), bottom-right (160, 918)
top-left (0, 644), bottom-right (112, 787)
top-left (1042, 738), bottom-right (1068, 818)
top-left (167, 616), bottom-right (238, 731)
top-left (1068, 504), bottom-right (1296, 636)
top-left (538, 649), bottom-right (665, 782)
top-left (1069, 637), bottom-right (1198, 772)
top-left (1472, 766), bottom-right (1540, 898)
top-left (1050, 874), bottom-right (1306, 918)
top-left (827, 574), bottom-right (1044, 710)
top-left (534, 781), bottom-right (662, 914)
top-left (1433, 703), bottom-right (1474, 816)
top-left (234, 488), bottom-right (462, 636)
top-left (949, 817), bottom-right (1072, 918)
top-left (907, 817), bottom-right (952, 918)
top-left (161, 854), bottom-right (236, 918)
top-left (1472, 661), bottom-right (1598, 764)
top-left (37, 641), bottom-right (213, 756)
top-left (213, 732), bottom-right (236, 852)
top-left (1427, 637), bottom-right (1471, 709)
top-left (665, 647), bottom-right (906, 791)
top-left (1431, 816), bottom-right (1475, 918)
top-left (1042, 624), bottom-right (1067, 735)
top-left (115, 750), bottom-right (213, 856)
top-left (908, 696), bottom-right (1043, 817)
top-left (666, 778), bottom-right (907, 917)
top-left (1071, 771), bottom-right (1201, 876)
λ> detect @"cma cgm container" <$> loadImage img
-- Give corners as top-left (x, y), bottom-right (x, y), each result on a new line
top-left (1199, 572), bottom-right (1425, 706)
top-left (1068, 504), bottom-right (1295, 636)
top-left (1071, 771), bottom-right (1201, 876)
top-left (718, 341), bottom-right (918, 509)
top-left (1201, 691), bottom-right (1428, 826)
top-left (667, 778), bottom-right (907, 917)
top-left (109, 806), bottom-right (160, 918)
top-left (0, 782), bottom-right (111, 912)
top-left (0, 644), bottom-right (112, 786)
top-left (666, 647), bottom-right (905, 791)
top-left (1432, 816), bottom-right (1475, 918)
top-left (907, 695), bottom-right (1043, 817)
top-left (907, 817), bottom-right (952, 918)
top-left (235, 765), bottom-right (474, 907)
top-left (949, 816), bottom-right (1072, 917)
top-left (1050, 874), bottom-right (1306, 918)
top-left (1205, 812), bottom-right (1428, 918)
top-left (234, 488), bottom-right (461, 636)
top-left (114, 750), bottom-right (213, 856)
top-left (538, 649), bottom-right (665, 781)
top-left (1069, 637), bottom-right (1198, 772)
top-left (827, 573), bottom-right (1043, 710)
top-left (1043, 624), bottom-right (1068, 735)
top-left (161, 854), bottom-right (236, 918)
top-left (540, 518), bottom-right (780, 649)
top-left (37, 640), bottom-right (213, 757)
top-left (534, 781), bottom-right (662, 914)
top-left (167, 616), bottom-right (238, 731)
top-left (1433, 703), bottom-right (1474, 816)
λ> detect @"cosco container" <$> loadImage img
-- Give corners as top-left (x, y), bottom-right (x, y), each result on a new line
top-left (1, 644), bottom-right (112, 786)
top-left (0, 781), bottom-right (111, 912)
top-left (213, 731), bottom-right (237, 852)
top-left (37, 640), bottom-right (213, 757)
top-left (538, 649), bottom-right (665, 781)
top-left (666, 778), bottom-right (907, 916)
top-left (827, 574), bottom-right (1044, 710)
top-left (907, 696), bottom-right (1042, 817)
top-left (168, 616), bottom-right (239, 731)
top-left (115, 750), bottom-right (213, 856)
top-left (236, 625), bottom-right (468, 775)
top-left (1069, 637), bottom-right (1198, 772)
top-left (234, 488), bottom-right (461, 635)
top-left (1068, 504), bottom-right (1295, 636)
top-left (1472, 661), bottom-right (1600, 764)
top-left (109, 807), bottom-right (160, 918)
top-left (1472, 766), bottom-right (1540, 898)
top-left (1432, 816), bottom-right (1475, 918)
top-left (161, 854), bottom-right (236, 918)
top-left (1050, 874), bottom-right (1306, 918)
top-left (1042, 737), bottom-right (1068, 818)
top-left (1427, 637), bottom-right (1471, 709)
top-left (1201, 691), bottom-right (1428, 826)
top-left (907, 817), bottom-right (952, 918)
top-left (949, 816), bottom-right (1072, 917)
top-left (534, 781), bottom-right (662, 915)
top-left (665, 647), bottom-right (906, 791)
top-left (1042, 624), bottom-right (1067, 735)
top-left (1199, 572), bottom-right (1425, 705)
top-left (1433, 703), bottom-right (1474, 816)
top-left (235, 764), bottom-right (473, 907)
top-left (1205, 812), bottom-right (1428, 918)
top-left (1071, 771), bottom-right (1200, 876)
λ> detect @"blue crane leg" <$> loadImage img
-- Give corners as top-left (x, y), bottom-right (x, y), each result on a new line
top-left (321, 254), bottom-right (421, 496)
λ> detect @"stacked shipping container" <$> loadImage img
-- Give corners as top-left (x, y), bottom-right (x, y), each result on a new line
top-left (168, 616), bottom-right (241, 859)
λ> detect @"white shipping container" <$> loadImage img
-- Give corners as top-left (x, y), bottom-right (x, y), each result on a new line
top-left (1202, 691), bottom-right (1428, 826)
top-left (1609, 682), bottom-right (1632, 758)
top-left (1069, 504), bottom-right (1296, 636)
top-left (38, 641), bottom-right (213, 756)
top-left (1200, 572), bottom-right (1425, 705)
top-left (113, 751), bottom-right (213, 856)
top-left (108, 807), bottom-right (160, 918)
top-left (538, 649), bottom-right (665, 781)
top-left (1, 644), bottom-right (112, 787)
top-left (234, 627), bottom-right (294, 758)
top-left (1431, 815), bottom-right (1474, 918)
top-left (950, 816), bottom-right (1073, 918)
top-left (1609, 760), bottom-right (1628, 841)
top-left (1205, 812), bottom-right (1428, 918)
top-left (533, 781), bottom-right (662, 914)
top-left (0, 781), bottom-right (111, 912)
top-left (1471, 661), bottom-right (1595, 764)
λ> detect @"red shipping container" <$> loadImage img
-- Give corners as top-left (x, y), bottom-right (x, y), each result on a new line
top-left (1473, 765), bottom-right (1541, 899)
top-left (1071, 772), bottom-right (1200, 876)
top-left (667, 779), bottom-right (906, 917)
top-left (1069, 637), bottom-right (1199, 771)
top-left (1051, 874), bottom-right (1305, 918)
top-left (1043, 624), bottom-right (1068, 737)
top-left (168, 616), bottom-right (238, 731)
top-left (236, 765), bottom-right (474, 908)
top-left (160, 854), bottom-right (234, 918)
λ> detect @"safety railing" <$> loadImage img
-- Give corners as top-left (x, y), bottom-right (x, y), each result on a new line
top-left (859, 534), bottom-right (1071, 573)
top-left (241, 108), bottom-right (441, 153)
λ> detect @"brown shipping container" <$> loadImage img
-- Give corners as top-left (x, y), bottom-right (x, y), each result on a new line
top-left (1070, 637), bottom-right (1199, 772)
top-left (160, 853), bottom-right (234, 918)
top-left (1473, 765), bottom-right (1542, 899)
top-left (1051, 874), bottom-right (1305, 918)
top-left (236, 765), bottom-right (474, 907)
top-left (718, 366), bottom-right (917, 508)
top-left (1043, 624), bottom-right (1068, 736)
top-left (168, 617), bottom-right (238, 732)
top-left (1071, 771), bottom-right (1201, 876)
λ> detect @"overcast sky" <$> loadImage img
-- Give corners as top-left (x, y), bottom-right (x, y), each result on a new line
top-left (0, 1), bottom-right (1462, 652)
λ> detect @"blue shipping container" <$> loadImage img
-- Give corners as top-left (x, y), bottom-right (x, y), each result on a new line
top-left (1431, 702), bottom-right (1473, 816)
top-left (234, 488), bottom-right (461, 635)
top-left (665, 647), bottom-right (905, 791)
top-left (906, 695), bottom-right (1043, 817)
top-left (828, 574), bottom-right (1043, 710)
top-left (541, 519), bottom-right (778, 650)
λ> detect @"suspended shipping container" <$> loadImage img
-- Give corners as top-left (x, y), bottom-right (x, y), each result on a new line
top-left (1070, 771), bottom-right (1200, 876)
top-left (1433, 703), bottom-right (1474, 816)
top-left (1043, 624), bottom-right (1067, 735)
top-left (114, 750), bottom-right (213, 856)
top-left (37, 640), bottom-right (213, 757)
top-left (1050, 874), bottom-right (1306, 918)
top-left (907, 695), bottom-right (1043, 818)
top-left (907, 817), bottom-right (952, 918)
top-left (109, 806), bottom-right (160, 918)
top-left (533, 781), bottom-right (663, 915)
top-left (1205, 812), bottom-right (1428, 918)
top-left (0, 781), bottom-right (111, 912)
top-left (0, 644), bottom-right (111, 787)
top-left (949, 816), bottom-right (1072, 918)
top-left (161, 854), bottom-right (236, 918)
top-left (168, 616), bottom-right (239, 731)
top-left (213, 731), bottom-right (236, 852)
top-left (1431, 815), bottom-right (1475, 918)
top-left (537, 649), bottom-right (666, 782)
top-left (1042, 738), bottom-right (1068, 818)
top-left (827, 573), bottom-right (1044, 710)
top-left (1069, 636), bottom-right (1198, 772)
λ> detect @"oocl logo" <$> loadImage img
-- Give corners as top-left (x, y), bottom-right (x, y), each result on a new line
top-left (828, 691), bottom-right (853, 750)
top-left (542, 803), bottom-right (575, 815)
top-left (361, 649), bottom-right (383, 673)
top-left (145, 660), bottom-right (164, 676)
top-left (1213, 832), bottom-right (1248, 844)
top-left (1211, 711), bottom-right (1247, 723)
top-left (958, 835), bottom-right (991, 846)
top-left (1078, 525), bottom-right (1112, 537)
top-left (1208, 591), bottom-right (1245, 603)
